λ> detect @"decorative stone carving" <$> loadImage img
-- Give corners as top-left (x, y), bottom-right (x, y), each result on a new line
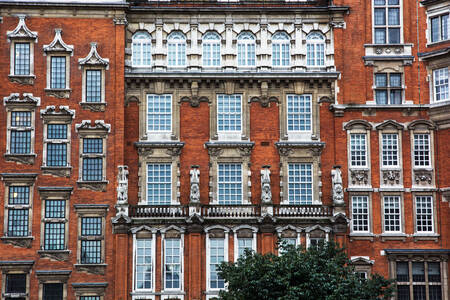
top-left (414, 169), bottom-right (433, 185)
top-left (40, 105), bottom-right (75, 118)
top-left (113, 16), bottom-right (128, 25)
top-left (9, 75), bottom-right (35, 85)
top-left (329, 20), bottom-right (346, 28)
top-left (75, 120), bottom-right (111, 133)
top-left (207, 147), bottom-right (224, 157)
top-left (77, 181), bottom-right (108, 192)
top-left (238, 146), bottom-right (252, 157)
top-left (3, 93), bottom-right (40, 107)
top-left (41, 166), bottom-right (72, 178)
top-left (278, 147), bottom-right (293, 156)
top-left (43, 29), bottom-right (73, 54)
top-left (350, 169), bottom-right (369, 185)
top-left (117, 165), bottom-right (129, 205)
top-left (45, 89), bottom-right (71, 99)
top-left (1, 236), bottom-right (33, 248)
top-left (37, 250), bottom-right (70, 262)
top-left (190, 165), bottom-right (200, 203)
top-left (181, 96), bottom-right (209, 108)
top-left (4, 154), bottom-right (36, 165)
top-left (7, 15), bottom-right (38, 41)
top-left (331, 166), bottom-right (344, 206)
top-left (78, 42), bottom-right (109, 68)
top-left (165, 147), bottom-right (182, 157)
top-left (75, 264), bottom-right (106, 275)
top-left (261, 165), bottom-right (272, 204)
top-left (382, 170), bottom-right (401, 185)
top-left (138, 148), bottom-right (154, 158)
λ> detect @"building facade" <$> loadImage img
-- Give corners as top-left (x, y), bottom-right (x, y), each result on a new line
top-left (0, 0), bottom-right (449, 300)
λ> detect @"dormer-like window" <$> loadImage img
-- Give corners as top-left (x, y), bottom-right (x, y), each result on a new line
top-left (306, 32), bottom-right (325, 67)
top-left (272, 32), bottom-right (290, 67)
top-left (202, 32), bottom-right (221, 67)
top-left (167, 31), bottom-right (186, 67)
top-left (237, 32), bottom-right (256, 67)
top-left (132, 32), bottom-right (151, 67)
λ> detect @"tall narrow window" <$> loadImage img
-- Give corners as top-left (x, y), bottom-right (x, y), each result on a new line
top-left (288, 163), bottom-right (313, 205)
top-left (287, 94), bottom-right (312, 132)
top-left (202, 32), bottom-right (221, 67)
top-left (86, 70), bottom-right (101, 103)
top-left (415, 196), bottom-right (434, 233)
top-left (46, 124), bottom-right (68, 167)
top-left (147, 163), bottom-right (172, 205)
top-left (375, 73), bottom-right (402, 104)
top-left (135, 239), bottom-right (152, 290)
top-left (147, 94), bottom-right (172, 133)
top-left (10, 111), bottom-right (32, 154)
top-left (217, 94), bottom-right (242, 133)
top-left (373, 0), bottom-right (401, 44)
top-left (80, 217), bottom-right (102, 264)
top-left (237, 32), bottom-right (256, 67)
top-left (218, 163), bottom-right (242, 205)
top-left (82, 138), bottom-right (103, 181)
top-left (209, 238), bottom-right (225, 289)
top-left (167, 32), bottom-right (186, 67)
top-left (383, 196), bottom-right (401, 233)
top-left (431, 13), bottom-right (449, 43)
top-left (272, 32), bottom-right (290, 67)
top-left (43, 199), bottom-right (66, 250)
top-left (351, 196), bottom-right (370, 232)
top-left (164, 238), bottom-right (181, 290)
top-left (350, 134), bottom-right (367, 167)
top-left (433, 68), bottom-right (449, 102)
top-left (132, 32), bottom-right (152, 67)
top-left (413, 134), bottom-right (431, 167)
top-left (237, 238), bottom-right (253, 257)
top-left (381, 133), bottom-right (399, 167)
top-left (7, 186), bottom-right (30, 237)
top-left (50, 56), bottom-right (66, 89)
top-left (306, 32), bottom-right (325, 66)
top-left (14, 42), bottom-right (30, 75)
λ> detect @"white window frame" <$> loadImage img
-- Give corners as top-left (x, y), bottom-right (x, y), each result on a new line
top-left (146, 94), bottom-right (173, 141)
top-left (272, 31), bottom-right (290, 67)
top-left (381, 133), bottom-right (399, 167)
top-left (433, 67), bottom-right (449, 103)
top-left (237, 32), bottom-right (256, 67)
top-left (287, 163), bottom-right (313, 205)
top-left (132, 31), bottom-right (152, 67)
top-left (146, 163), bottom-right (173, 205)
top-left (286, 94), bottom-right (312, 141)
top-left (161, 226), bottom-right (184, 293)
top-left (382, 195), bottom-right (403, 233)
top-left (349, 133), bottom-right (368, 168)
top-left (414, 195), bottom-right (435, 233)
top-left (372, 0), bottom-right (403, 44)
top-left (412, 133), bottom-right (431, 168)
top-left (233, 225), bottom-right (257, 261)
top-left (306, 32), bottom-right (325, 67)
top-left (351, 195), bottom-right (371, 233)
top-left (205, 226), bottom-right (229, 293)
top-left (217, 163), bottom-right (243, 205)
top-left (216, 94), bottom-right (242, 140)
top-left (132, 229), bottom-right (157, 294)
top-left (167, 31), bottom-right (186, 67)
top-left (429, 12), bottom-right (449, 44)
top-left (202, 32), bottom-right (221, 67)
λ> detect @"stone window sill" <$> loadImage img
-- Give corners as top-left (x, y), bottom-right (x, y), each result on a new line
top-left (37, 249), bottom-right (71, 261)
top-left (412, 233), bottom-right (440, 242)
top-left (44, 88), bottom-right (71, 99)
top-left (8, 74), bottom-right (35, 85)
top-left (77, 180), bottom-right (108, 192)
top-left (80, 102), bottom-right (107, 112)
top-left (1, 236), bottom-right (34, 248)
top-left (349, 232), bottom-right (374, 242)
top-left (75, 263), bottom-right (107, 275)
top-left (41, 166), bottom-right (72, 177)
top-left (4, 153), bottom-right (36, 165)
top-left (380, 233), bottom-right (407, 241)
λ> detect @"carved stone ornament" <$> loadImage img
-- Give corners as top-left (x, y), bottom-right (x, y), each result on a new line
top-left (3, 93), bottom-right (40, 107)
top-left (4, 153), bottom-right (36, 165)
top-left (165, 147), bottom-right (182, 157)
top-left (190, 165), bottom-right (200, 203)
top-left (181, 96), bottom-right (209, 108)
top-left (1, 236), bottom-right (33, 248)
top-left (331, 166), bottom-right (344, 206)
top-left (77, 181), bottom-right (108, 192)
top-left (75, 120), bottom-right (111, 133)
top-left (44, 89), bottom-right (71, 99)
top-left (7, 15), bottom-right (38, 41)
top-left (80, 102), bottom-right (106, 112)
top-left (40, 105), bottom-right (75, 119)
top-left (261, 166), bottom-right (272, 204)
top-left (350, 169), bottom-right (369, 185)
top-left (117, 165), bottom-right (129, 205)
top-left (138, 148), bottom-right (154, 158)
top-left (43, 29), bottom-right (73, 54)
top-left (37, 250), bottom-right (70, 262)
top-left (75, 264), bottom-right (106, 275)
top-left (78, 42), bottom-right (109, 68)
top-left (278, 147), bottom-right (293, 157)
top-left (8, 75), bottom-right (35, 85)
top-left (207, 147), bottom-right (224, 157)
top-left (41, 166), bottom-right (72, 178)
top-left (414, 169), bottom-right (433, 185)
top-left (238, 146), bottom-right (252, 157)
top-left (382, 169), bottom-right (401, 185)
top-left (113, 16), bottom-right (128, 25)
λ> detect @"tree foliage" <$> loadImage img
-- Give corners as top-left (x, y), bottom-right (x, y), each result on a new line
top-left (217, 242), bottom-right (394, 300)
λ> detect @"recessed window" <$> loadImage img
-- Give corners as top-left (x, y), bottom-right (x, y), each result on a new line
top-left (43, 283), bottom-right (63, 300)
top-left (80, 217), bottom-right (102, 264)
top-left (82, 138), bottom-right (103, 181)
top-left (351, 195), bottom-right (370, 232)
top-left (43, 200), bottom-right (66, 250)
top-left (14, 42), bottom-right (30, 75)
top-left (373, 0), bottom-right (401, 44)
top-left (10, 111), bottom-right (32, 155)
top-left (147, 163), bottom-right (172, 205)
top-left (413, 134), bottom-right (431, 167)
top-left (381, 133), bottom-right (399, 167)
top-left (237, 32), bottom-right (256, 67)
top-left (167, 31), bottom-right (186, 67)
top-left (217, 94), bottom-right (242, 133)
top-left (375, 73), bottom-right (402, 104)
top-left (287, 94), bottom-right (311, 132)
top-left (383, 195), bottom-right (401, 233)
top-left (209, 238), bottom-right (225, 289)
top-left (164, 238), bottom-right (182, 289)
top-left (46, 124), bottom-right (68, 167)
top-left (415, 196), bottom-right (434, 233)
top-left (433, 68), bottom-right (449, 102)
top-left (272, 32), bottom-right (290, 67)
top-left (350, 134), bottom-right (367, 167)
top-left (431, 13), bottom-right (449, 43)
top-left (7, 186), bottom-right (30, 237)
top-left (147, 94), bottom-right (172, 133)
top-left (50, 56), bottom-right (66, 89)
top-left (288, 163), bottom-right (313, 205)
top-left (132, 31), bottom-right (152, 67)
top-left (86, 70), bottom-right (101, 103)
top-left (135, 238), bottom-right (152, 290)
top-left (218, 163), bottom-right (242, 205)
top-left (306, 32), bottom-right (325, 66)
top-left (202, 32), bottom-right (221, 67)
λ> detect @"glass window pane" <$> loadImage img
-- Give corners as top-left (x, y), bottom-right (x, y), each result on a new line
top-left (376, 74), bottom-right (387, 87)
top-left (390, 74), bottom-right (401, 87)
top-left (288, 163), bottom-right (313, 205)
top-left (374, 8), bottom-right (386, 25)
top-left (218, 163), bottom-right (242, 205)
top-left (375, 29), bottom-right (387, 43)
top-left (428, 262), bottom-right (441, 282)
top-left (6, 274), bottom-right (26, 293)
top-left (388, 28), bottom-right (401, 43)
top-left (431, 17), bottom-right (440, 42)
top-left (50, 56), bottom-right (66, 89)
top-left (86, 70), bottom-right (102, 103)
top-left (43, 283), bottom-right (63, 300)
top-left (147, 163), bottom-right (172, 205)
top-left (14, 43), bottom-right (30, 75)
top-left (396, 262), bottom-right (409, 281)
top-left (388, 8), bottom-right (400, 25)
top-left (412, 262), bottom-right (425, 282)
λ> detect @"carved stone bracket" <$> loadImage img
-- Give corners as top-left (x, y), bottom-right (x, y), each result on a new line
top-left (249, 96), bottom-right (279, 108)
top-left (80, 102), bottom-right (106, 112)
top-left (207, 147), bottom-right (224, 157)
top-left (350, 169), bottom-right (369, 186)
top-left (74, 264), bottom-right (106, 275)
top-left (135, 142), bottom-right (185, 158)
top-left (414, 169), bottom-right (433, 185)
top-left (41, 166), bottom-right (72, 178)
top-left (113, 16), bottom-right (127, 25)
top-left (382, 169), bottom-right (401, 185)
top-left (8, 75), bottom-right (35, 85)
top-left (205, 142), bottom-right (255, 157)
top-left (275, 142), bottom-right (325, 157)
top-left (76, 181), bottom-right (108, 192)
top-left (44, 88), bottom-right (72, 99)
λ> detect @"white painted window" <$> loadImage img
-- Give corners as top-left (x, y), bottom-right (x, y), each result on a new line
top-left (147, 94), bottom-right (172, 133)
top-left (167, 31), bottom-right (186, 67)
top-left (374, 73), bottom-right (402, 104)
top-left (237, 238), bottom-right (253, 258)
top-left (209, 238), bottom-right (225, 289)
top-left (217, 163), bottom-right (242, 205)
top-left (306, 32), bottom-right (325, 66)
top-left (288, 163), bottom-right (313, 205)
top-left (415, 196), bottom-right (434, 233)
top-left (381, 133), bottom-right (399, 167)
top-left (217, 94), bottom-right (242, 133)
top-left (433, 68), bottom-right (449, 102)
top-left (351, 196), bottom-right (369, 232)
top-left (287, 94), bottom-right (312, 132)
top-left (373, 0), bottom-right (401, 44)
top-left (237, 32), bottom-right (256, 67)
top-left (272, 32), bottom-right (290, 67)
top-left (135, 238), bottom-right (153, 290)
top-left (431, 13), bottom-right (449, 43)
top-left (164, 238), bottom-right (182, 290)
top-left (383, 196), bottom-right (401, 233)
top-left (413, 134), bottom-right (431, 167)
top-left (147, 163), bottom-right (172, 205)
top-left (132, 32), bottom-right (152, 67)
top-left (202, 32), bottom-right (221, 67)
top-left (350, 134), bottom-right (367, 167)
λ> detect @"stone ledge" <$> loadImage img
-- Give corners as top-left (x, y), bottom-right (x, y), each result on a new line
top-left (37, 249), bottom-right (71, 261)
top-left (4, 153), bottom-right (36, 165)
top-left (74, 263), bottom-right (107, 275)
top-left (77, 180), bottom-right (108, 192)
top-left (41, 166), bottom-right (72, 177)
top-left (80, 102), bottom-right (107, 112)
top-left (1, 236), bottom-right (34, 248)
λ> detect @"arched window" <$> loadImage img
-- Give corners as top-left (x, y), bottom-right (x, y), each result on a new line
top-left (132, 32), bottom-right (152, 67)
top-left (202, 32), bottom-right (221, 67)
top-left (306, 32), bottom-right (325, 66)
top-left (272, 32), bottom-right (290, 67)
top-left (167, 31), bottom-right (186, 67)
top-left (237, 32), bottom-right (256, 67)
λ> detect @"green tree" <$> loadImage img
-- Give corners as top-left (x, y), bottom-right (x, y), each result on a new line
top-left (217, 241), bottom-right (394, 300)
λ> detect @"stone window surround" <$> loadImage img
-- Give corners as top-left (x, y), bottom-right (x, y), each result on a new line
top-left (0, 173), bottom-right (37, 248)
top-left (375, 120), bottom-right (405, 188)
top-left (232, 225), bottom-right (257, 262)
top-left (3, 93), bottom-right (40, 165)
top-left (424, 56), bottom-right (450, 104)
top-left (412, 192), bottom-right (440, 241)
top-left (344, 120), bottom-right (372, 189)
top-left (72, 282), bottom-right (108, 300)
top-left (205, 225), bottom-right (229, 297)
top-left (408, 120), bottom-right (436, 189)
top-left (7, 15), bottom-right (38, 85)
top-left (425, 2), bottom-right (450, 46)
top-left (135, 142), bottom-right (184, 205)
top-left (40, 106), bottom-right (75, 178)
top-left (380, 192), bottom-right (406, 241)
top-left (36, 270), bottom-right (71, 300)
top-left (0, 260), bottom-right (34, 300)
top-left (205, 142), bottom-right (254, 205)
top-left (348, 193), bottom-right (374, 241)
top-left (350, 256), bottom-right (374, 279)
top-left (75, 120), bottom-right (111, 192)
top-left (43, 28), bottom-right (74, 99)
top-left (276, 224), bottom-right (302, 252)
top-left (161, 225), bottom-right (185, 297)
top-left (79, 42), bottom-right (110, 112)
top-left (37, 187), bottom-right (73, 262)
top-left (74, 204), bottom-right (109, 275)
top-left (305, 225), bottom-right (331, 249)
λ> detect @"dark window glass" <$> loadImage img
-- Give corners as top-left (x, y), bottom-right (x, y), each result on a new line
top-left (6, 274), bottom-right (26, 293)
top-left (412, 262), bottom-right (425, 282)
top-left (396, 262), bottom-right (409, 281)
top-left (429, 285), bottom-right (442, 300)
top-left (14, 43), bottom-right (30, 75)
top-left (86, 70), bottom-right (102, 103)
top-left (43, 283), bottom-right (63, 300)
top-left (397, 285), bottom-right (410, 300)
top-left (50, 56), bottom-right (66, 89)
top-left (428, 262), bottom-right (441, 282)
top-left (413, 285), bottom-right (426, 300)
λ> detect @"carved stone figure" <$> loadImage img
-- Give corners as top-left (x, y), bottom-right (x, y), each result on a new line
top-left (261, 166), bottom-right (272, 204)
top-left (190, 166), bottom-right (200, 203)
top-left (331, 166), bottom-right (344, 206)
top-left (117, 165), bottom-right (129, 205)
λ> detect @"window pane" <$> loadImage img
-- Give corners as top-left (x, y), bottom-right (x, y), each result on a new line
top-left (350, 134), bottom-right (367, 166)
top-left (413, 285), bottom-right (426, 300)
top-left (383, 196), bottom-right (401, 232)
top-left (147, 94), bottom-right (172, 132)
top-left (396, 262), bottom-right (409, 281)
top-left (165, 238), bottom-right (181, 289)
top-left (238, 238), bottom-right (253, 257)
top-left (388, 8), bottom-right (400, 25)
top-left (433, 68), bottom-right (449, 102)
top-left (397, 285), bottom-right (410, 300)
top-left (6, 274), bottom-right (26, 293)
top-left (428, 262), bottom-right (441, 282)
top-left (8, 209), bottom-right (28, 237)
top-left (413, 134), bottom-right (431, 167)
top-left (81, 240), bottom-right (101, 264)
top-left (374, 0), bottom-right (385, 5)
top-left (147, 163), bottom-right (172, 205)
top-left (14, 43), bottom-right (30, 75)
top-left (352, 196), bottom-right (369, 232)
top-left (86, 70), bottom-right (102, 103)
top-left (81, 217), bottom-right (102, 236)
top-left (135, 239), bottom-right (152, 290)
top-left (47, 143), bottom-right (67, 166)
top-left (431, 17), bottom-right (440, 42)
top-left (390, 90), bottom-right (402, 104)
top-left (412, 262), bottom-right (425, 282)
top-left (217, 94), bottom-right (242, 132)
top-left (43, 283), bottom-right (63, 300)
top-left (382, 133), bottom-right (398, 166)
top-left (47, 124), bottom-right (67, 139)
top-left (287, 95), bottom-right (312, 132)
top-left (50, 56), bottom-right (66, 89)
top-left (375, 74), bottom-right (387, 87)
top-left (45, 200), bottom-right (65, 218)
top-left (209, 238), bottom-right (225, 289)
top-left (83, 138), bottom-right (103, 154)
top-left (390, 74), bottom-right (401, 87)
top-left (80, 297), bottom-right (100, 300)
top-left (442, 14), bottom-right (448, 40)
top-left (218, 163), bottom-right (242, 205)
top-left (429, 286), bottom-right (442, 300)
top-left (8, 186), bottom-right (30, 205)
top-left (375, 90), bottom-right (388, 104)
top-left (388, 28), bottom-right (400, 43)
top-left (44, 223), bottom-right (65, 250)
top-left (375, 28), bottom-right (387, 44)
top-left (416, 196), bottom-right (434, 232)
top-left (288, 163), bottom-right (313, 205)
top-left (82, 158), bottom-right (103, 181)
top-left (10, 130), bottom-right (31, 154)
top-left (374, 8), bottom-right (386, 25)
